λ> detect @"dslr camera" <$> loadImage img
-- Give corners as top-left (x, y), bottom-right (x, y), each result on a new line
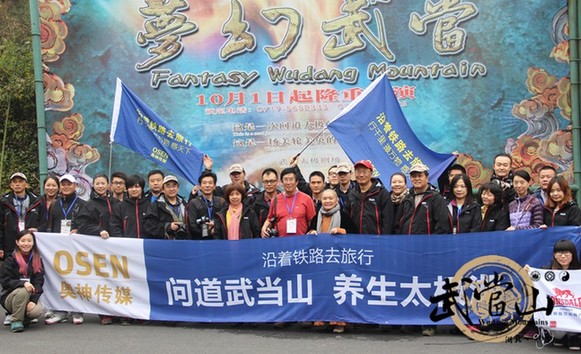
top-left (196, 216), bottom-right (211, 238)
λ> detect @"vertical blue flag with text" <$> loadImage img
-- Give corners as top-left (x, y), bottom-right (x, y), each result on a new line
top-left (327, 74), bottom-right (455, 185)
top-left (110, 78), bottom-right (204, 186)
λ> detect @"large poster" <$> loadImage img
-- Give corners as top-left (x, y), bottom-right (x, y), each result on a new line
top-left (40, 0), bottom-right (571, 194)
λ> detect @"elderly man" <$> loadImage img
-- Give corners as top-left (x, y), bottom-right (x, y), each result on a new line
top-left (202, 155), bottom-right (258, 205)
top-left (261, 167), bottom-right (315, 237)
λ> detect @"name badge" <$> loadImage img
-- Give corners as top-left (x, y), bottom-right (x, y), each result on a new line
top-left (286, 218), bottom-right (297, 234)
top-left (18, 221), bottom-right (25, 231)
top-left (61, 219), bottom-right (72, 234)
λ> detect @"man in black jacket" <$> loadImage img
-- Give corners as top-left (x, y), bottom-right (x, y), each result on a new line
top-left (187, 171), bottom-right (226, 239)
top-left (347, 160), bottom-right (393, 235)
top-left (396, 163), bottom-right (451, 337)
top-left (398, 164), bottom-right (451, 235)
top-left (0, 173), bottom-right (42, 261)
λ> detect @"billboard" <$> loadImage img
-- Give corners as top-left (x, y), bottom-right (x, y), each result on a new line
top-left (40, 0), bottom-right (572, 195)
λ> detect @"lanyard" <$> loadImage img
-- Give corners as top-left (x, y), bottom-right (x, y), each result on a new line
top-left (105, 197), bottom-right (112, 215)
top-left (284, 193), bottom-right (298, 217)
top-left (203, 196), bottom-right (213, 217)
top-left (60, 196), bottom-right (78, 219)
top-left (15, 196), bottom-right (26, 220)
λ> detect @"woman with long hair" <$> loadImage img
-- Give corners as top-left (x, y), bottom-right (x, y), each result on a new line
top-left (447, 174), bottom-right (481, 233)
top-left (542, 176), bottom-right (581, 227)
top-left (0, 230), bottom-right (44, 332)
top-left (478, 182), bottom-right (509, 231)
top-left (38, 175), bottom-right (60, 232)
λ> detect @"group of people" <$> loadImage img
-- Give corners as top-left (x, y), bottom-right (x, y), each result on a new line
top-left (0, 152), bottom-right (579, 336)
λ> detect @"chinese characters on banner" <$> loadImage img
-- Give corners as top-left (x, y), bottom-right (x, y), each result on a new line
top-left (36, 227), bottom-right (580, 325)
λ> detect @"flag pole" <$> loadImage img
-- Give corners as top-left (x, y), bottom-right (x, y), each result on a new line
top-left (290, 125), bottom-right (328, 164)
top-left (108, 142), bottom-right (113, 180)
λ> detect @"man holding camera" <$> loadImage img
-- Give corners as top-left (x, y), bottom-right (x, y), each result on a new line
top-left (144, 175), bottom-right (188, 239)
top-left (188, 171), bottom-right (226, 240)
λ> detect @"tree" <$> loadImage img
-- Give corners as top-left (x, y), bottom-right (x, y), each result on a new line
top-left (0, 1), bottom-right (39, 192)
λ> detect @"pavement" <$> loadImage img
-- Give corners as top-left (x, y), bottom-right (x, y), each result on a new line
top-left (0, 314), bottom-right (563, 354)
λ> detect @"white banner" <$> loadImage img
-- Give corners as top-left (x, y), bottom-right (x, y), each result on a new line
top-left (36, 232), bottom-right (150, 319)
top-left (531, 267), bottom-right (581, 333)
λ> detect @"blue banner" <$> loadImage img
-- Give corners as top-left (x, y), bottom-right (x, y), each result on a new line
top-left (328, 73), bottom-right (456, 184)
top-left (144, 227), bottom-right (581, 324)
top-left (38, 227), bottom-right (581, 327)
top-left (110, 78), bottom-right (204, 185)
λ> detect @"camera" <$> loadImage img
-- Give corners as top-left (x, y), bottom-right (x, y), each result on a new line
top-left (196, 216), bottom-right (211, 238)
top-left (266, 217), bottom-right (278, 237)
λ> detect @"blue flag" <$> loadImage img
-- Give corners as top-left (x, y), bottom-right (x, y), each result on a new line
top-left (328, 73), bottom-right (455, 185)
top-left (110, 78), bottom-right (204, 186)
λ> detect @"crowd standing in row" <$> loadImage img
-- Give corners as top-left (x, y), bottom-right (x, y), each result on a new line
top-left (0, 153), bottom-right (580, 336)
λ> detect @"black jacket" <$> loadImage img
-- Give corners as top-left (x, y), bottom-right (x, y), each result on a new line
top-left (543, 202), bottom-right (581, 227)
top-left (480, 204), bottom-right (510, 231)
top-left (397, 187), bottom-right (451, 235)
top-left (447, 201), bottom-right (482, 234)
top-left (110, 196), bottom-right (152, 238)
top-left (187, 195), bottom-right (226, 240)
top-left (0, 191), bottom-right (41, 257)
top-left (0, 252), bottom-right (44, 307)
top-left (38, 195), bottom-right (54, 232)
top-left (252, 190), bottom-right (281, 227)
top-left (347, 180), bottom-right (394, 235)
top-left (46, 193), bottom-right (86, 233)
top-left (213, 205), bottom-right (260, 240)
top-left (308, 209), bottom-right (357, 234)
top-left (334, 181), bottom-right (356, 209)
top-left (143, 194), bottom-right (187, 240)
top-left (77, 189), bottom-right (119, 236)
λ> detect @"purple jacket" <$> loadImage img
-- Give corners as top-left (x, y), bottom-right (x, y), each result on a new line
top-left (508, 193), bottom-right (543, 229)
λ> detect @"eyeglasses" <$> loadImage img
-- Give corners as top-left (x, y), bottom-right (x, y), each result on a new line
top-left (556, 251), bottom-right (572, 256)
top-left (112, 181), bottom-right (125, 185)
top-left (263, 180), bottom-right (277, 185)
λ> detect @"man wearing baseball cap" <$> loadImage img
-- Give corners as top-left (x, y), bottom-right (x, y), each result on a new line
top-left (200, 155), bottom-right (259, 205)
top-left (395, 162), bottom-right (451, 336)
top-left (0, 173), bottom-right (42, 261)
top-left (144, 175), bottom-right (187, 240)
top-left (347, 160), bottom-right (394, 235)
top-left (333, 161), bottom-right (356, 208)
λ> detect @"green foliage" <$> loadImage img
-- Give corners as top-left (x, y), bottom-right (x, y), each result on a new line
top-left (0, 1), bottom-right (39, 193)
